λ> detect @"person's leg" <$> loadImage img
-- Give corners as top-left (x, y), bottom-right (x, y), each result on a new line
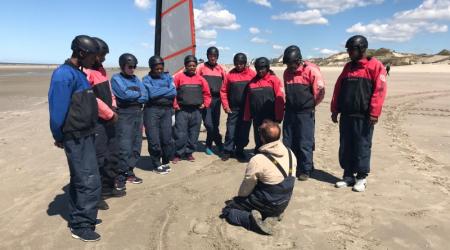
top-left (235, 111), bottom-right (251, 155)
top-left (283, 111), bottom-right (301, 177)
top-left (115, 109), bottom-right (134, 178)
top-left (202, 105), bottom-right (214, 149)
top-left (64, 135), bottom-right (101, 230)
top-left (211, 97), bottom-right (223, 147)
top-left (160, 107), bottom-right (174, 165)
top-left (252, 117), bottom-right (263, 153)
top-left (353, 117), bottom-right (374, 189)
top-left (129, 109), bottom-right (143, 174)
top-left (144, 106), bottom-right (162, 168)
top-left (186, 109), bottom-right (202, 157)
top-left (174, 110), bottom-right (189, 158)
top-left (223, 111), bottom-right (239, 155)
top-left (297, 111), bottom-right (315, 176)
top-left (338, 115), bottom-right (354, 178)
top-left (93, 123), bottom-right (114, 207)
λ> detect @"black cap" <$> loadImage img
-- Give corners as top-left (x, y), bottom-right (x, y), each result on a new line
top-left (233, 53), bottom-right (247, 65)
top-left (148, 55), bottom-right (164, 68)
top-left (92, 37), bottom-right (109, 55)
top-left (207, 46), bottom-right (219, 57)
top-left (345, 35), bottom-right (368, 51)
top-left (119, 53), bottom-right (138, 69)
top-left (184, 55), bottom-right (198, 65)
top-left (254, 57), bottom-right (270, 70)
top-left (71, 35), bottom-right (99, 54)
top-left (283, 45), bottom-right (302, 64)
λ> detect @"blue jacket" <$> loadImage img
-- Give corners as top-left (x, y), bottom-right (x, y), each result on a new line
top-left (48, 60), bottom-right (98, 142)
top-left (111, 73), bottom-right (148, 104)
top-left (142, 73), bottom-right (177, 104)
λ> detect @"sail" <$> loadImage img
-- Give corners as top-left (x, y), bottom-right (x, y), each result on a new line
top-left (155, 0), bottom-right (196, 74)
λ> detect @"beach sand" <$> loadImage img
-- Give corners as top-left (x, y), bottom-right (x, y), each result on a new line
top-left (0, 64), bottom-right (449, 249)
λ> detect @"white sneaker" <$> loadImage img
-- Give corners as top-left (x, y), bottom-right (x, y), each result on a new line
top-left (155, 166), bottom-right (169, 175)
top-left (335, 177), bottom-right (355, 188)
top-left (352, 178), bottom-right (367, 192)
top-left (161, 164), bottom-right (172, 172)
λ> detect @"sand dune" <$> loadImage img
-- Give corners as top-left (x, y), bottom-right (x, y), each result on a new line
top-left (0, 65), bottom-right (449, 249)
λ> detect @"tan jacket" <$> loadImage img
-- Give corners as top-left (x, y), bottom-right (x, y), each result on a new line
top-left (238, 140), bottom-right (297, 197)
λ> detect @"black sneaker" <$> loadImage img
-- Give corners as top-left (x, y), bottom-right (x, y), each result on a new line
top-left (154, 165), bottom-right (169, 175)
top-left (114, 176), bottom-right (126, 191)
top-left (297, 172), bottom-right (310, 181)
top-left (127, 175), bottom-right (143, 184)
top-left (96, 199), bottom-right (109, 210)
top-left (161, 164), bottom-right (171, 172)
top-left (221, 153), bottom-right (231, 161)
top-left (70, 227), bottom-right (101, 242)
top-left (102, 189), bottom-right (126, 199)
top-left (235, 150), bottom-right (247, 162)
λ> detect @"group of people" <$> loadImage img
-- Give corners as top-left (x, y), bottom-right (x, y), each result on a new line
top-left (48, 34), bottom-right (387, 241)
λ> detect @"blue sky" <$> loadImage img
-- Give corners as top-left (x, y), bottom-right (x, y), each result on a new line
top-left (1, 0), bottom-right (449, 66)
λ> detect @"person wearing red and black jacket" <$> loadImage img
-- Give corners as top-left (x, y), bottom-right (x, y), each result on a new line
top-left (197, 47), bottom-right (226, 155)
top-left (220, 53), bottom-right (256, 161)
top-left (282, 45), bottom-right (325, 181)
top-left (48, 35), bottom-right (101, 241)
top-left (331, 35), bottom-right (387, 192)
top-left (243, 57), bottom-right (285, 153)
top-left (172, 55), bottom-right (211, 163)
top-left (84, 38), bottom-right (125, 210)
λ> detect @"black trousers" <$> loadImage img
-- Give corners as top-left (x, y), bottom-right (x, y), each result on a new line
top-left (94, 122), bottom-right (120, 194)
top-left (63, 134), bottom-right (101, 229)
top-left (144, 106), bottom-right (174, 166)
top-left (174, 107), bottom-right (202, 156)
top-left (202, 96), bottom-right (223, 147)
top-left (223, 109), bottom-right (251, 154)
top-left (283, 111), bottom-right (315, 175)
top-left (339, 115), bottom-right (374, 178)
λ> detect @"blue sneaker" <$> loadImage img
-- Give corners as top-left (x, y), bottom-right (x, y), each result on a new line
top-left (205, 147), bottom-right (213, 155)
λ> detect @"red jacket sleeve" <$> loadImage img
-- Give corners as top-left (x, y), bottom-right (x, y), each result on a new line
top-left (85, 69), bottom-right (114, 120)
top-left (173, 75), bottom-right (180, 109)
top-left (369, 62), bottom-right (387, 118)
top-left (330, 65), bottom-right (347, 114)
top-left (200, 76), bottom-right (212, 108)
top-left (309, 67), bottom-right (325, 106)
top-left (272, 76), bottom-right (285, 122)
top-left (220, 73), bottom-right (230, 110)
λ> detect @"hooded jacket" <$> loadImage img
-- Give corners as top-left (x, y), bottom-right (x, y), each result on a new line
top-left (173, 71), bottom-right (212, 109)
top-left (197, 62), bottom-right (226, 97)
top-left (84, 66), bottom-right (116, 121)
top-left (238, 140), bottom-right (297, 197)
top-left (220, 67), bottom-right (256, 111)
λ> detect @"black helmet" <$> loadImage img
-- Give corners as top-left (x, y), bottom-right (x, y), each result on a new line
top-left (345, 35), bottom-right (368, 51)
top-left (148, 55), bottom-right (164, 68)
top-left (71, 35), bottom-right (99, 54)
top-left (233, 53), bottom-right (247, 65)
top-left (119, 53), bottom-right (138, 69)
top-left (92, 37), bottom-right (109, 54)
top-left (184, 55), bottom-right (198, 65)
top-left (254, 57), bottom-right (270, 70)
top-left (283, 45), bottom-right (302, 64)
top-left (207, 46), bottom-right (219, 57)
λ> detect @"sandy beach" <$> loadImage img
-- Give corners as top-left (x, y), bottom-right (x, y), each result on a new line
top-left (0, 64), bottom-right (449, 249)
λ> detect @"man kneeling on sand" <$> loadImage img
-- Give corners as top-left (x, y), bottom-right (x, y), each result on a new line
top-left (221, 120), bottom-right (297, 235)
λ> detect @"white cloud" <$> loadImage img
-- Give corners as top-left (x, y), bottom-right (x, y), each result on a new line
top-left (272, 9), bottom-right (328, 25)
top-left (197, 29), bottom-right (218, 39)
top-left (249, 27), bottom-right (261, 34)
top-left (249, 0), bottom-right (272, 7)
top-left (346, 0), bottom-right (450, 42)
top-left (217, 46), bottom-right (231, 51)
top-left (148, 18), bottom-right (155, 27)
top-left (251, 37), bottom-right (268, 44)
top-left (273, 44), bottom-right (284, 50)
top-left (134, 0), bottom-right (151, 10)
top-left (194, 1), bottom-right (240, 30)
top-left (281, 0), bottom-right (384, 14)
top-left (319, 48), bottom-right (339, 55)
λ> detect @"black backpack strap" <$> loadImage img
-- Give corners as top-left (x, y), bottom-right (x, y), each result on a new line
top-left (262, 153), bottom-right (288, 178)
top-left (287, 149), bottom-right (293, 177)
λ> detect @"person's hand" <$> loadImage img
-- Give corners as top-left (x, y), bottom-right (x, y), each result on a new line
top-left (199, 104), bottom-right (205, 109)
top-left (224, 107), bottom-right (232, 114)
top-left (331, 113), bottom-right (339, 123)
top-left (369, 116), bottom-right (378, 125)
top-left (54, 141), bottom-right (64, 149)
top-left (110, 112), bottom-right (119, 123)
